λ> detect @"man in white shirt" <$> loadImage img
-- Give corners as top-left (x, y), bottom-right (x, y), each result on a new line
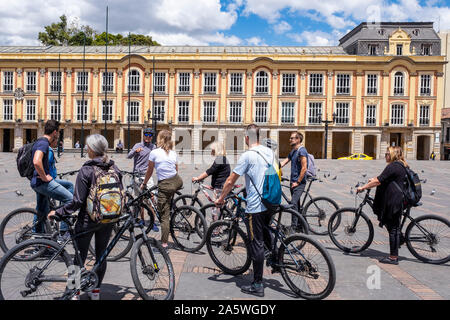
top-left (215, 124), bottom-right (274, 297)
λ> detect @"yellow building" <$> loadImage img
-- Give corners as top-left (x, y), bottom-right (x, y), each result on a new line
top-left (0, 22), bottom-right (445, 159)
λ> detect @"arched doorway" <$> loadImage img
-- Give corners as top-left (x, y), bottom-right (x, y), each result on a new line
top-left (305, 131), bottom-right (323, 159)
top-left (363, 135), bottom-right (377, 158)
top-left (416, 135), bottom-right (431, 160)
top-left (332, 132), bottom-right (351, 159)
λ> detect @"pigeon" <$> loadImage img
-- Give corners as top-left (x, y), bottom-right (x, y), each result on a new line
top-left (319, 179), bottom-right (323, 183)
top-left (350, 187), bottom-right (354, 194)
top-left (362, 173), bottom-right (367, 178)
top-left (327, 173), bottom-right (331, 177)
top-left (430, 189), bottom-right (435, 195)
top-left (422, 179), bottom-right (427, 184)
top-left (355, 182), bottom-right (360, 188)
top-left (5, 169), bottom-right (8, 173)
top-left (15, 190), bottom-right (23, 196)
top-left (324, 174), bottom-right (327, 178)
top-left (332, 176), bottom-right (337, 180)
top-left (421, 170), bottom-right (424, 173)
top-left (317, 168), bottom-right (320, 172)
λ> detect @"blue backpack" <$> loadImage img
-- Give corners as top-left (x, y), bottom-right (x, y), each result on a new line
top-left (248, 149), bottom-right (282, 211)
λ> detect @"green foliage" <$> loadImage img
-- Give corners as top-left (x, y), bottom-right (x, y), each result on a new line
top-left (38, 15), bottom-right (160, 46)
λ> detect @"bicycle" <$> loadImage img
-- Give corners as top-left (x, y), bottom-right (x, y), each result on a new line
top-left (0, 170), bottom-right (82, 254)
top-left (327, 187), bottom-right (450, 264)
top-left (280, 176), bottom-right (339, 235)
top-left (205, 192), bottom-right (335, 300)
top-left (115, 172), bottom-right (208, 253)
top-left (0, 185), bottom-right (175, 300)
top-left (174, 179), bottom-right (243, 225)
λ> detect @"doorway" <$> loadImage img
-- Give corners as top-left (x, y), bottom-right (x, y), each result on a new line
top-left (416, 135), bottom-right (431, 160)
top-left (225, 130), bottom-right (244, 153)
top-left (278, 131), bottom-right (292, 158)
top-left (2, 129), bottom-right (13, 152)
top-left (73, 129), bottom-right (91, 148)
top-left (305, 131), bottom-right (323, 159)
top-left (332, 132), bottom-right (351, 159)
top-left (123, 129), bottom-right (141, 150)
top-left (23, 129), bottom-right (38, 145)
top-left (389, 133), bottom-right (402, 147)
top-left (363, 135), bottom-right (377, 158)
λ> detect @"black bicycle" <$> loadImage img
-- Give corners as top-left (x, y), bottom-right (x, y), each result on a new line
top-left (0, 170), bottom-right (82, 254)
top-left (281, 176), bottom-right (339, 235)
top-left (0, 186), bottom-right (175, 300)
top-left (205, 192), bottom-right (335, 300)
top-left (327, 188), bottom-right (450, 264)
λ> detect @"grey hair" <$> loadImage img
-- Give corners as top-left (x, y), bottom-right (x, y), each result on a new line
top-left (86, 134), bottom-right (109, 162)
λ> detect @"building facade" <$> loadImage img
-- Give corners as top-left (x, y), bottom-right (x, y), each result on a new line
top-left (0, 22), bottom-right (445, 159)
top-left (439, 31), bottom-right (450, 160)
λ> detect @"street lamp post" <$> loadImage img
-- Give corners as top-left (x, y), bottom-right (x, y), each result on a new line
top-left (317, 112), bottom-right (336, 159)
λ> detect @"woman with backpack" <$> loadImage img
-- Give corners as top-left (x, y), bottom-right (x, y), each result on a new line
top-left (356, 146), bottom-right (409, 265)
top-left (48, 134), bottom-right (123, 300)
top-left (141, 130), bottom-right (183, 251)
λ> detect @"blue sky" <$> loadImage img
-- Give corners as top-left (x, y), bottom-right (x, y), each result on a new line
top-left (0, 0), bottom-right (449, 46)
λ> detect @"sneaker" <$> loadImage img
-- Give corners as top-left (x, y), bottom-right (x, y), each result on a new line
top-left (88, 288), bottom-right (100, 300)
top-left (241, 282), bottom-right (264, 297)
top-left (379, 257), bottom-right (399, 265)
top-left (152, 224), bottom-right (159, 232)
top-left (57, 231), bottom-right (71, 244)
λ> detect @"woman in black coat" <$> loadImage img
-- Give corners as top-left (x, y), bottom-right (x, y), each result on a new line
top-left (356, 146), bottom-right (408, 265)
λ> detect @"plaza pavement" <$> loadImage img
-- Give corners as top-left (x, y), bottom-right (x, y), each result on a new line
top-left (0, 151), bottom-right (449, 300)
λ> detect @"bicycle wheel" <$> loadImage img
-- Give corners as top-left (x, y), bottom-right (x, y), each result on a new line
top-left (0, 208), bottom-right (52, 254)
top-left (405, 214), bottom-right (450, 264)
top-left (130, 237), bottom-right (175, 300)
top-left (173, 194), bottom-right (203, 211)
top-left (279, 233), bottom-right (336, 300)
top-left (0, 239), bottom-right (73, 300)
top-left (170, 205), bottom-right (207, 252)
top-left (206, 220), bottom-right (251, 275)
top-left (328, 208), bottom-right (374, 253)
top-left (272, 208), bottom-right (309, 238)
top-left (303, 197), bottom-right (339, 235)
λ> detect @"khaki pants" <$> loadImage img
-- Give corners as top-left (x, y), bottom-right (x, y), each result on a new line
top-left (157, 174), bottom-right (183, 243)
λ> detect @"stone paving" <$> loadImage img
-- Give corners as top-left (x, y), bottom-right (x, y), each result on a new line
top-left (0, 151), bottom-right (449, 300)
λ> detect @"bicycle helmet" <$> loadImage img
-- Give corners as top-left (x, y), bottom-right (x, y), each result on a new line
top-left (143, 128), bottom-right (155, 136)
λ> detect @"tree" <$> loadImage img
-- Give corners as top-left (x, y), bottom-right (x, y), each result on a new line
top-left (38, 15), bottom-right (160, 46)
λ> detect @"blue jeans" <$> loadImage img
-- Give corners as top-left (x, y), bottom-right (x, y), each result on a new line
top-left (33, 179), bottom-right (74, 232)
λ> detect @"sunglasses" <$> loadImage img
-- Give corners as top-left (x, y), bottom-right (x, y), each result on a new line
top-left (144, 133), bottom-right (153, 137)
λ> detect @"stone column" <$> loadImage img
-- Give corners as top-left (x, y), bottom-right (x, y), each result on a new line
top-left (408, 72), bottom-right (417, 126)
top-left (63, 126), bottom-right (73, 149)
top-left (355, 72), bottom-right (363, 126)
top-left (219, 70), bottom-right (227, 124)
top-left (245, 70), bottom-right (252, 124)
top-left (14, 124), bottom-right (23, 151)
top-left (92, 69), bottom-right (99, 122)
top-left (299, 71), bottom-right (306, 125)
top-left (65, 69), bottom-right (73, 122)
top-left (269, 129), bottom-right (279, 158)
top-left (39, 68), bottom-right (46, 121)
top-left (382, 72), bottom-right (390, 125)
top-left (271, 70), bottom-right (278, 125)
top-left (376, 134), bottom-right (382, 159)
top-left (193, 71), bottom-right (201, 123)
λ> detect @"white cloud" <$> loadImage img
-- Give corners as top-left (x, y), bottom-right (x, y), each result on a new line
top-left (288, 31), bottom-right (337, 46)
top-left (246, 37), bottom-right (267, 46)
top-left (0, 0), bottom-right (240, 46)
top-left (273, 21), bottom-right (292, 34)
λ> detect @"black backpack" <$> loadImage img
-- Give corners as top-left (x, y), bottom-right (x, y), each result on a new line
top-left (16, 139), bottom-right (40, 180)
top-left (394, 162), bottom-right (422, 207)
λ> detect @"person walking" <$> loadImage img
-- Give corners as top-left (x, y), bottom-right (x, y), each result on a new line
top-left (356, 146), bottom-right (409, 265)
top-left (215, 124), bottom-right (275, 297)
top-left (48, 134), bottom-right (123, 300)
top-left (141, 130), bottom-right (183, 250)
top-left (280, 131), bottom-right (308, 229)
top-left (31, 120), bottom-right (73, 237)
top-left (192, 141), bottom-right (230, 223)
top-left (128, 128), bottom-right (158, 230)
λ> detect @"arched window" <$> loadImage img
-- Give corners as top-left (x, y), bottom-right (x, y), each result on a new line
top-left (128, 69), bottom-right (140, 92)
top-left (255, 70), bottom-right (268, 94)
top-left (393, 72), bottom-right (404, 96)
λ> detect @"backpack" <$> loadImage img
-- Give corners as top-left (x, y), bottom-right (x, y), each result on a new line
top-left (393, 162), bottom-right (422, 207)
top-left (16, 139), bottom-right (44, 180)
top-left (299, 146), bottom-right (317, 177)
top-left (248, 149), bottom-right (282, 211)
top-left (87, 166), bottom-right (125, 224)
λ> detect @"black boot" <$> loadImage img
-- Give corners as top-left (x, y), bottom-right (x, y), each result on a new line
top-left (241, 281), bottom-right (264, 297)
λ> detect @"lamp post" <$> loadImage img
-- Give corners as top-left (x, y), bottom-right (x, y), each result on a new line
top-left (317, 111), bottom-right (336, 159)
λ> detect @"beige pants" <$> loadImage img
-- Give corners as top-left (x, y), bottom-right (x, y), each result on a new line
top-left (157, 174), bottom-right (183, 243)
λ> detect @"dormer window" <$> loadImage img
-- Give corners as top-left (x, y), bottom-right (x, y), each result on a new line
top-left (421, 44), bottom-right (432, 56)
top-left (368, 44), bottom-right (378, 56)
top-left (378, 29), bottom-right (385, 36)
top-left (396, 44), bottom-right (403, 56)
top-left (412, 29), bottom-right (420, 36)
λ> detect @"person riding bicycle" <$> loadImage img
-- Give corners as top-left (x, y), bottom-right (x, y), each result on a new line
top-left (215, 124), bottom-right (275, 297)
top-left (48, 134), bottom-right (123, 300)
top-left (127, 128), bottom-right (158, 231)
top-left (141, 130), bottom-right (183, 251)
top-left (31, 120), bottom-right (73, 238)
top-left (280, 131), bottom-right (308, 230)
top-left (192, 141), bottom-right (230, 224)
top-left (356, 146), bottom-right (409, 265)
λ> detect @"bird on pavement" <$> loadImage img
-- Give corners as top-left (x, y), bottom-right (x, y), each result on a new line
top-left (332, 176), bottom-right (337, 180)
top-left (430, 189), bottom-right (435, 195)
top-left (15, 190), bottom-right (23, 196)
top-left (362, 173), bottom-right (367, 178)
